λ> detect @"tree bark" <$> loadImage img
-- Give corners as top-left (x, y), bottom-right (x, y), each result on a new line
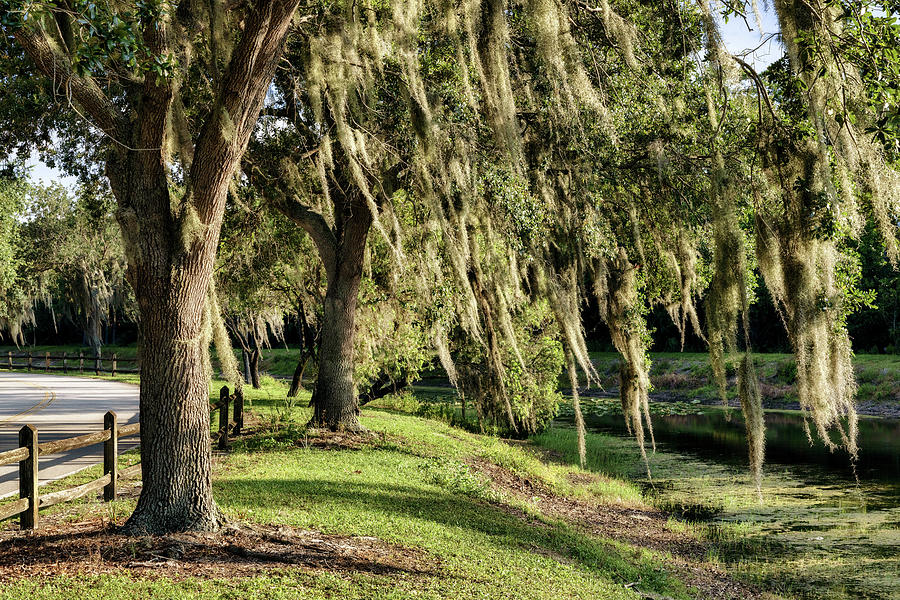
top-left (308, 199), bottom-right (371, 431)
top-left (242, 347), bottom-right (253, 385)
top-left (287, 354), bottom-right (309, 397)
top-left (249, 350), bottom-right (261, 388)
top-left (126, 271), bottom-right (220, 533)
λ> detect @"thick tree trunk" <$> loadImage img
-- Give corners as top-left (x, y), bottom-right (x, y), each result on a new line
top-left (125, 285), bottom-right (220, 533)
top-left (308, 202), bottom-right (371, 431)
top-left (13, 0), bottom-right (301, 536)
top-left (310, 284), bottom-right (363, 430)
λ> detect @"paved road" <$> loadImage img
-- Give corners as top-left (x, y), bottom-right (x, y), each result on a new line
top-left (0, 373), bottom-right (139, 499)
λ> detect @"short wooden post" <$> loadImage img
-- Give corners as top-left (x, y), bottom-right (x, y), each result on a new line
top-left (45, 352), bottom-right (50, 371)
top-left (232, 387), bottom-right (244, 436)
top-left (27, 352), bottom-right (32, 372)
top-left (6, 351), bottom-right (10, 369)
top-left (218, 386), bottom-right (230, 450)
top-left (19, 425), bottom-right (39, 530)
top-left (111, 353), bottom-right (117, 377)
top-left (94, 353), bottom-right (101, 375)
top-left (104, 411), bottom-right (118, 502)
top-left (79, 351), bottom-right (84, 373)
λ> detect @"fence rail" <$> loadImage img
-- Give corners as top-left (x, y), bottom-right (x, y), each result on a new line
top-left (1, 351), bottom-right (139, 376)
top-left (0, 385), bottom-right (242, 529)
top-left (0, 411), bottom-right (140, 529)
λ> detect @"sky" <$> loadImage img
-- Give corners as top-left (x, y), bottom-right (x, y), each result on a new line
top-left (25, 4), bottom-right (785, 187)
top-left (718, 3), bottom-right (784, 71)
top-left (26, 149), bottom-right (78, 188)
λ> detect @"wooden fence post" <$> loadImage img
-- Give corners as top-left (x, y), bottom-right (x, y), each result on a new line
top-left (233, 387), bottom-right (244, 436)
top-left (111, 353), bottom-right (117, 377)
top-left (6, 351), bottom-right (10, 369)
top-left (218, 386), bottom-right (230, 450)
top-left (27, 352), bottom-right (32, 372)
top-left (19, 425), bottom-right (39, 530)
top-left (44, 352), bottom-right (50, 371)
top-left (104, 412), bottom-right (118, 501)
top-left (94, 354), bottom-right (101, 376)
top-left (63, 351), bottom-right (68, 374)
top-left (79, 352), bottom-right (84, 374)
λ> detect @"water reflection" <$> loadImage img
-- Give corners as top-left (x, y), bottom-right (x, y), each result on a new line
top-left (584, 409), bottom-right (900, 483)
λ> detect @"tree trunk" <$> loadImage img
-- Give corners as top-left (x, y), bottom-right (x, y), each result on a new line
top-left (287, 353), bottom-right (309, 397)
top-left (12, 0), bottom-right (302, 537)
top-left (249, 331), bottom-right (261, 389)
top-left (242, 347), bottom-right (252, 384)
top-left (308, 201), bottom-right (371, 431)
top-left (125, 281), bottom-right (220, 533)
top-left (288, 301), bottom-right (318, 398)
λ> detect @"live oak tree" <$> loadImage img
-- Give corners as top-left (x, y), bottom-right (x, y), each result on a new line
top-left (242, 5), bottom-right (425, 430)
top-left (0, 0), bottom-right (896, 508)
top-left (0, 181), bottom-right (132, 352)
top-left (241, 0), bottom-right (899, 468)
top-left (0, 0), bottom-right (302, 533)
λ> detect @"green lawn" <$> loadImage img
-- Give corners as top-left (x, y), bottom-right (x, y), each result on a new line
top-left (0, 378), bottom-right (724, 600)
top-left (2, 350), bottom-right (896, 598)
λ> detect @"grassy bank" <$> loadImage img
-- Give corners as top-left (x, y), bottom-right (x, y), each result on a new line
top-left (588, 351), bottom-right (900, 414)
top-left (0, 377), bottom-right (760, 600)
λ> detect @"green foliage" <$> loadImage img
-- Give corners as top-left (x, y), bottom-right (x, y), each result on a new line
top-left (454, 299), bottom-right (565, 437)
top-left (0, 181), bottom-right (129, 348)
top-left (0, 179), bottom-right (24, 335)
top-left (419, 456), bottom-right (491, 499)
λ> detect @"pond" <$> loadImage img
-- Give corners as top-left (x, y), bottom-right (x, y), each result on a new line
top-left (579, 407), bottom-right (900, 600)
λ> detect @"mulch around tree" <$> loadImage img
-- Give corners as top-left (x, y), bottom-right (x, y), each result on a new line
top-left (0, 518), bottom-right (438, 582)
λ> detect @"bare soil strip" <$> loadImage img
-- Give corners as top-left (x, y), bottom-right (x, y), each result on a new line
top-left (467, 456), bottom-right (770, 600)
top-left (0, 518), bottom-right (437, 582)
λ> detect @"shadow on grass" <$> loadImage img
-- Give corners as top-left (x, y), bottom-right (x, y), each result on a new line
top-left (0, 523), bottom-right (436, 578)
top-left (217, 476), bottom-right (684, 597)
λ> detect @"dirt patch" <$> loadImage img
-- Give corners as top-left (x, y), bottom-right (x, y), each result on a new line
top-left (0, 518), bottom-right (437, 582)
top-left (469, 457), bottom-right (700, 556)
top-left (234, 421), bottom-right (408, 453)
top-left (300, 430), bottom-right (382, 451)
top-left (467, 457), bottom-right (768, 600)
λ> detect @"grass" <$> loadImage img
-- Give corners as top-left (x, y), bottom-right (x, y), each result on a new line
top-left (585, 351), bottom-right (900, 411)
top-left (3, 348), bottom-right (897, 598)
top-left (0, 377), bottom-right (709, 600)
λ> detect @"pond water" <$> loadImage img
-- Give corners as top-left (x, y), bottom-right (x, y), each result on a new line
top-left (581, 408), bottom-right (900, 600)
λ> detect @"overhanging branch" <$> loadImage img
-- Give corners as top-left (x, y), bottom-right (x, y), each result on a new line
top-left (13, 27), bottom-right (130, 146)
top-left (272, 195), bottom-right (338, 282)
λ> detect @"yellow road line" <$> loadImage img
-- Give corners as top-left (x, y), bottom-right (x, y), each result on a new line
top-left (0, 380), bottom-right (58, 426)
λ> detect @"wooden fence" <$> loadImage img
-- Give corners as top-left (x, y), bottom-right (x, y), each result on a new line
top-left (0, 385), bottom-right (243, 529)
top-left (0, 411), bottom-right (141, 529)
top-left (1, 352), bottom-right (139, 376)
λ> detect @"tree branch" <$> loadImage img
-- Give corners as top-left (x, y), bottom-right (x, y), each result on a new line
top-left (190, 0), bottom-right (303, 226)
top-left (272, 195), bottom-right (338, 282)
top-left (13, 27), bottom-right (130, 145)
